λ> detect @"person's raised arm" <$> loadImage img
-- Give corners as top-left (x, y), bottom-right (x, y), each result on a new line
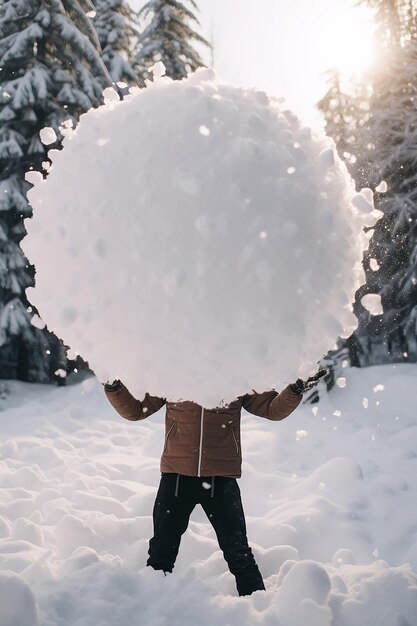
top-left (104, 380), bottom-right (166, 421)
top-left (241, 384), bottom-right (302, 421)
top-left (241, 371), bottom-right (326, 421)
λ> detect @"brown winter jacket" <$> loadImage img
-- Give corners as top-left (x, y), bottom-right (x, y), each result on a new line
top-left (105, 384), bottom-right (302, 478)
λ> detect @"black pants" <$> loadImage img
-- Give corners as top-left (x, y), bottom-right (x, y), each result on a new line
top-left (147, 473), bottom-right (265, 596)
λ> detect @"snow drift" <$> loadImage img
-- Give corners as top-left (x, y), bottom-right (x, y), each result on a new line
top-left (24, 68), bottom-right (380, 405)
top-left (1, 365), bottom-right (417, 625)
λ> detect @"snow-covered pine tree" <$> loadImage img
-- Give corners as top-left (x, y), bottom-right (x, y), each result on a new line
top-left (318, 0), bottom-right (417, 367)
top-left (352, 33), bottom-right (417, 364)
top-left (0, 0), bottom-right (110, 382)
top-left (318, 70), bottom-right (351, 160)
top-left (347, 0), bottom-right (417, 364)
top-left (133, 0), bottom-right (209, 82)
top-left (92, 0), bottom-right (139, 87)
top-left (365, 0), bottom-right (404, 46)
top-left (318, 69), bottom-right (372, 191)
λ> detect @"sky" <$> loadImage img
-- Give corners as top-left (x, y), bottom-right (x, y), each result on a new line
top-left (196, 0), bottom-right (376, 123)
top-left (132, 0), bottom-right (376, 126)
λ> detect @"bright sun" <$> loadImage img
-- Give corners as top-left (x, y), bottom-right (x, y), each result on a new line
top-left (322, 4), bottom-right (376, 81)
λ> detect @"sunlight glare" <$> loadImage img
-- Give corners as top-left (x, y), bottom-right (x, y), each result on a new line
top-left (321, 4), bottom-right (376, 81)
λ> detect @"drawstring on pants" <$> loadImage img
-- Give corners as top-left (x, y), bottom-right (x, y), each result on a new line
top-left (174, 474), bottom-right (180, 498)
top-left (211, 476), bottom-right (215, 498)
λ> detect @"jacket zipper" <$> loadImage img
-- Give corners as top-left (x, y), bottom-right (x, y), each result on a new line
top-left (197, 407), bottom-right (204, 476)
top-left (164, 422), bottom-right (175, 451)
top-left (231, 427), bottom-right (239, 455)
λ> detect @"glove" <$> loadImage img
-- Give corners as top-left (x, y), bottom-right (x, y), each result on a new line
top-left (304, 369), bottom-right (327, 391)
top-left (104, 379), bottom-right (123, 392)
top-left (289, 369), bottom-right (327, 395)
top-left (289, 378), bottom-right (305, 395)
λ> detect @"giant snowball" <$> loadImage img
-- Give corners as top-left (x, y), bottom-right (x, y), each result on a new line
top-left (23, 69), bottom-right (380, 407)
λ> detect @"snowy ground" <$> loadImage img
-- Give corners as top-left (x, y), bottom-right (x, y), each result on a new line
top-left (1, 364), bottom-right (417, 626)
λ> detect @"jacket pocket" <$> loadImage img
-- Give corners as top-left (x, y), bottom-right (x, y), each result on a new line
top-left (164, 422), bottom-right (175, 452)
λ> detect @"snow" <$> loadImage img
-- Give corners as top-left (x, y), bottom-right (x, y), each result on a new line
top-left (39, 127), bottom-right (56, 146)
top-left (375, 180), bottom-right (388, 193)
top-left (24, 69), bottom-right (381, 406)
top-left (151, 60), bottom-right (166, 78)
top-left (30, 314), bottom-right (46, 330)
top-left (0, 572), bottom-right (39, 626)
top-left (361, 293), bottom-right (383, 316)
top-left (1, 365), bottom-right (417, 624)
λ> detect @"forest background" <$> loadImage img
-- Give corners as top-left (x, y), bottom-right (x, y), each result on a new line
top-left (0, 0), bottom-right (416, 400)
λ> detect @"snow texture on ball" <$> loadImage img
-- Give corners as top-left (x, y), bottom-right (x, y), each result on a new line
top-left (24, 69), bottom-right (380, 406)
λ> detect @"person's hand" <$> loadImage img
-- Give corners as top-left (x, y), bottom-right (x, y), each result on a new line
top-left (289, 369), bottom-right (327, 395)
top-left (103, 379), bottom-right (123, 392)
top-left (304, 369), bottom-right (327, 391)
top-left (289, 378), bottom-right (305, 395)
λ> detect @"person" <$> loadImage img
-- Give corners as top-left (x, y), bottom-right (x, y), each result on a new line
top-left (104, 373), bottom-right (323, 596)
